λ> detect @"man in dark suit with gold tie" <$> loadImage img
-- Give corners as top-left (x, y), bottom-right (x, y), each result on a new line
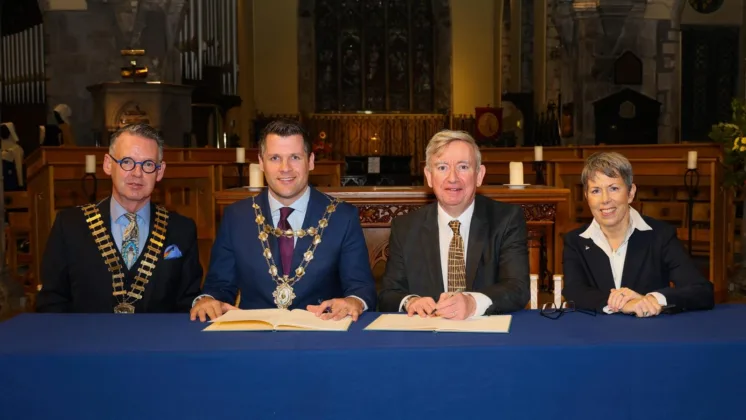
top-left (36, 124), bottom-right (203, 313)
top-left (378, 130), bottom-right (530, 318)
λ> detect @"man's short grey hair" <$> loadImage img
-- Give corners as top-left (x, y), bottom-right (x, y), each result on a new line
top-left (425, 130), bottom-right (482, 168)
top-left (581, 152), bottom-right (633, 191)
top-left (109, 123), bottom-right (165, 162)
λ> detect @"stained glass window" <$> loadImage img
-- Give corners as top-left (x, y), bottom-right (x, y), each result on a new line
top-left (315, 0), bottom-right (435, 112)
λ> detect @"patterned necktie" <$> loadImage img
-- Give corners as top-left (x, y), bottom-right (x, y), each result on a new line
top-left (121, 213), bottom-right (139, 269)
top-left (278, 207), bottom-right (295, 276)
top-left (447, 220), bottom-right (466, 292)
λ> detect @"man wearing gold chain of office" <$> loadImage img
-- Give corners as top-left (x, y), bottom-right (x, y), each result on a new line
top-left (37, 124), bottom-right (203, 313)
top-left (191, 119), bottom-right (376, 322)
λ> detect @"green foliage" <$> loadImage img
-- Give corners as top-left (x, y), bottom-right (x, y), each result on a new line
top-left (708, 99), bottom-right (746, 191)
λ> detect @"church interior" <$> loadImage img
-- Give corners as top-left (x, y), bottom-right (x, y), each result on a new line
top-left (1, 0), bottom-right (746, 317)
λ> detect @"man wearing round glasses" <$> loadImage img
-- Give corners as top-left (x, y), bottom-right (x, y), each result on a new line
top-left (36, 123), bottom-right (203, 313)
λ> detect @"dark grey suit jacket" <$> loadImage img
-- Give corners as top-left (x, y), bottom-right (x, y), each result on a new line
top-left (36, 197), bottom-right (203, 313)
top-left (378, 194), bottom-right (530, 314)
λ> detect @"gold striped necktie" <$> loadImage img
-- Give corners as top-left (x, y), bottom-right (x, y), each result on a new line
top-left (447, 220), bottom-right (466, 292)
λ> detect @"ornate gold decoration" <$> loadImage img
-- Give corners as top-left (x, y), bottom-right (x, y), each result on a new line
top-left (520, 203), bottom-right (557, 222)
top-left (357, 204), bottom-right (421, 225)
top-left (252, 196), bottom-right (339, 309)
top-left (82, 204), bottom-right (169, 314)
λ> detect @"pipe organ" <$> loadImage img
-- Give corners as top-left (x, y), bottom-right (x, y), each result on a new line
top-left (0, 24), bottom-right (45, 105)
top-left (179, 0), bottom-right (238, 96)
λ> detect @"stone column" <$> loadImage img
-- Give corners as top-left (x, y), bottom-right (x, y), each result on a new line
top-left (237, 0), bottom-right (255, 147)
top-left (533, 0), bottom-right (547, 112)
top-left (494, 0), bottom-right (504, 107)
top-left (509, 0), bottom-right (521, 92)
top-left (571, 3), bottom-right (600, 145)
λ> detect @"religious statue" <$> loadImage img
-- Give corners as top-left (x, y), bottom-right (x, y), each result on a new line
top-left (1, 122), bottom-right (24, 191)
top-left (54, 104), bottom-right (76, 147)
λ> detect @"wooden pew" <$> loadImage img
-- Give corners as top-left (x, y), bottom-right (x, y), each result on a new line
top-left (214, 186), bottom-right (572, 292)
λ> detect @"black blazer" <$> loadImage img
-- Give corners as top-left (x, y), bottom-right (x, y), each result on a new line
top-left (378, 194), bottom-right (530, 314)
top-left (562, 216), bottom-right (714, 312)
top-left (36, 197), bottom-right (203, 313)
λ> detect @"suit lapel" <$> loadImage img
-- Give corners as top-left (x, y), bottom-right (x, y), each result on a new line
top-left (291, 187), bottom-right (324, 273)
top-left (421, 204), bottom-right (444, 294)
top-left (620, 230), bottom-right (648, 290)
top-left (580, 236), bottom-right (617, 292)
top-left (96, 198), bottom-right (118, 309)
top-left (465, 198), bottom-right (487, 290)
top-left (258, 189), bottom-right (282, 276)
top-left (139, 201), bottom-right (158, 310)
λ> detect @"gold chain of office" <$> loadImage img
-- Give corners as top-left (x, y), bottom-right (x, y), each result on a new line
top-left (82, 204), bottom-right (169, 314)
top-left (252, 196), bottom-right (338, 309)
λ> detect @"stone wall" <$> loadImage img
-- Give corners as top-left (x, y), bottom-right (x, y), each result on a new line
top-left (42, 0), bottom-right (186, 145)
top-left (548, 0), bottom-right (683, 144)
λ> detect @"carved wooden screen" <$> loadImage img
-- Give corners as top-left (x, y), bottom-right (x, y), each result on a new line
top-left (681, 25), bottom-right (738, 141)
top-left (315, 0), bottom-right (435, 112)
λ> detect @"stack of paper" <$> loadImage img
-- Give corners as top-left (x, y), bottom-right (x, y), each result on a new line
top-left (364, 314), bottom-right (512, 333)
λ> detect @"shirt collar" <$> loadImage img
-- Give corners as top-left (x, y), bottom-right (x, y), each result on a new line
top-left (437, 199), bottom-right (476, 229)
top-left (268, 186), bottom-right (311, 218)
top-left (579, 207), bottom-right (652, 239)
top-left (110, 197), bottom-right (151, 225)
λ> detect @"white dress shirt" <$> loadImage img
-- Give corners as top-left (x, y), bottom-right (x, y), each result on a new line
top-left (579, 207), bottom-right (666, 313)
top-left (399, 200), bottom-right (493, 316)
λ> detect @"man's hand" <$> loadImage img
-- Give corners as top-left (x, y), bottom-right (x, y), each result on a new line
top-left (607, 287), bottom-right (641, 312)
top-left (621, 295), bottom-right (662, 318)
top-left (307, 297), bottom-right (363, 321)
top-left (189, 297), bottom-right (238, 322)
top-left (406, 297), bottom-right (437, 318)
top-left (434, 292), bottom-right (476, 320)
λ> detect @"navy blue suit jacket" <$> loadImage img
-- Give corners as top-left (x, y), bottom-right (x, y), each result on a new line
top-left (202, 187), bottom-right (377, 310)
top-left (562, 216), bottom-right (714, 312)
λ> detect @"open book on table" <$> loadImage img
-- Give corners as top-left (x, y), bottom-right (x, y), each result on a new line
top-left (364, 314), bottom-right (512, 333)
top-left (202, 309), bottom-right (353, 332)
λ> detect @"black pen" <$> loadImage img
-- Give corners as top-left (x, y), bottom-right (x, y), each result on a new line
top-left (318, 299), bottom-right (332, 313)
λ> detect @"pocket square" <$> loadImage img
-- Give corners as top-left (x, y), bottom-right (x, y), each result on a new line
top-left (164, 244), bottom-right (183, 259)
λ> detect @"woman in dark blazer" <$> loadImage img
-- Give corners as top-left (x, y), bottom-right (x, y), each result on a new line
top-left (562, 152), bottom-right (714, 316)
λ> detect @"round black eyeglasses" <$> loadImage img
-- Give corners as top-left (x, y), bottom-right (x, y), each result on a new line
top-left (109, 155), bottom-right (161, 174)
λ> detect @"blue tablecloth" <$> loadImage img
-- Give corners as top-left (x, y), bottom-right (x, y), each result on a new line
top-left (1, 305), bottom-right (745, 420)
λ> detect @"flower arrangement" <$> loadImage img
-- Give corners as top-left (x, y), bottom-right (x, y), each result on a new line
top-left (709, 100), bottom-right (746, 189)
top-left (312, 131), bottom-right (332, 159)
top-left (709, 98), bottom-right (746, 294)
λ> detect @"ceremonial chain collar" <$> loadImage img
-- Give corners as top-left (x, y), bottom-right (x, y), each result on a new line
top-left (251, 195), bottom-right (338, 308)
top-left (82, 203), bottom-right (169, 314)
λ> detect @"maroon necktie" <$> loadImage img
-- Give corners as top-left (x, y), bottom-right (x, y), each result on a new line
top-left (279, 207), bottom-right (295, 276)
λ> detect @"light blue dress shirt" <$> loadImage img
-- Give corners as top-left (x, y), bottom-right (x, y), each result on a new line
top-left (267, 187), bottom-right (311, 246)
top-left (110, 198), bottom-right (150, 260)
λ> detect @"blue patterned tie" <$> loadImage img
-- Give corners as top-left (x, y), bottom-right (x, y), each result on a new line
top-left (122, 213), bottom-right (139, 269)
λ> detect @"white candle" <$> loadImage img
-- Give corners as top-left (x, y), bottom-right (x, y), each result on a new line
top-left (236, 147), bottom-right (245, 163)
top-left (553, 274), bottom-right (563, 308)
top-left (85, 155), bottom-right (96, 174)
top-left (509, 162), bottom-right (524, 185)
top-left (530, 274), bottom-right (538, 310)
top-left (687, 151), bottom-right (698, 169)
top-left (534, 145), bottom-right (543, 161)
top-left (249, 163), bottom-right (264, 187)
top-left (223, 133), bottom-right (227, 149)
